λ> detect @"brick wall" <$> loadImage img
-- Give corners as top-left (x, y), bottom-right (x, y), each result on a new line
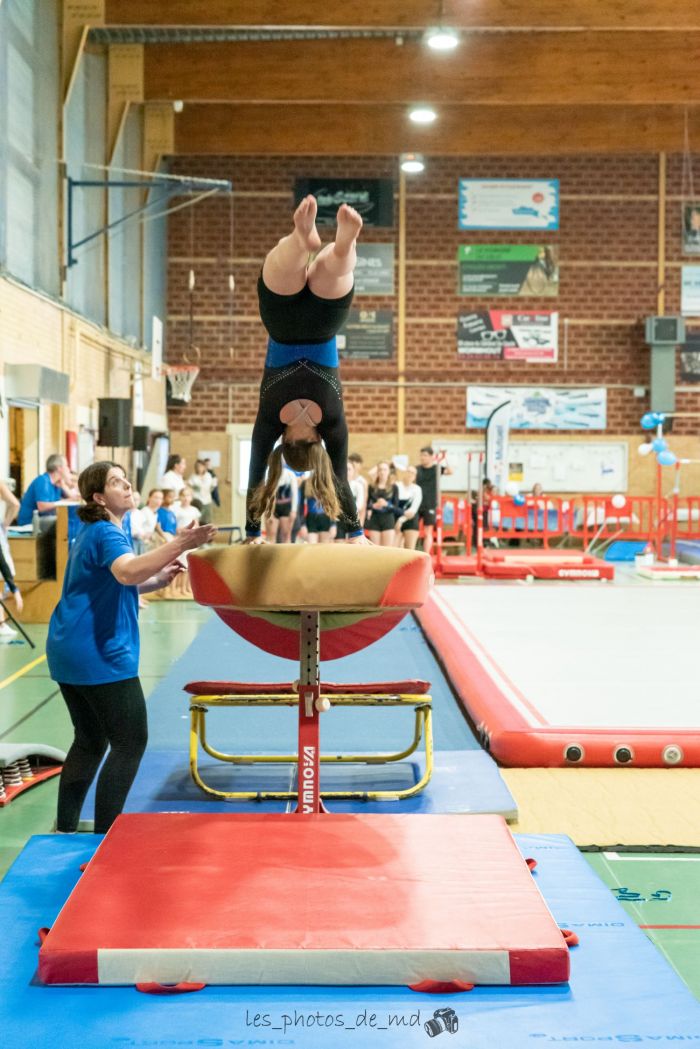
top-left (165, 153), bottom-right (700, 439)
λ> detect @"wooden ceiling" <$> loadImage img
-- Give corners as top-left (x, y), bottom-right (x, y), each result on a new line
top-left (96, 1), bottom-right (700, 154)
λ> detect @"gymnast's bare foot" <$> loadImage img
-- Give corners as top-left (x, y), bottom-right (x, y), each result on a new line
top-left (293, 195), bottom-right (322, 253)
top-left (334, 204), bottom-right (363, 256)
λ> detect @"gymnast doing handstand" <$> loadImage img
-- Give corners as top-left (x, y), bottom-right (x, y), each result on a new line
top-left (246, 195), bottom-right (368, 544)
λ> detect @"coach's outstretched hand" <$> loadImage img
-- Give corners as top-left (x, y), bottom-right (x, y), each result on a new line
top-left (178, 521), bottom-right (218, 551)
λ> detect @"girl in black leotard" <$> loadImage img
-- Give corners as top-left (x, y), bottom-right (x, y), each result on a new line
top-left (366, 461), bottom-right (400, 547)
top-left (246, 196), bottom-right (368, 544)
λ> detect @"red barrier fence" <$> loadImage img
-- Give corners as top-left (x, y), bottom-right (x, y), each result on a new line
top-left (433, 491), bottom-right (700, 566)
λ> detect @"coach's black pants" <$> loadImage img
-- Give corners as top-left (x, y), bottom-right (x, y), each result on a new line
top-left (56, 676), bottom-right (147, 833)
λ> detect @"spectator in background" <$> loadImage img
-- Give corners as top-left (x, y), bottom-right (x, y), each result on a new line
top-left (395, 465), bottom-right (423, 550)
top-left (157, 489), bottom-right (178, 538)
top-left (175, 486), bottom-right (201, 532)
top-left (139, 489), bottom-right (164, 546)
top-left (17, 454), bottom-right (78, 526)
top-left (336, 459), bottom-right (366, 541)
top-left (188, 459), bottom-right (217, 524)
top-left (531, 482), bottom-right (545, 499)
top-left (202, 458), bottom-right (221, 508)
top-left (159, 454), bottom-right (187, 496)
top-left (0, 478), bottom-right (22, 639)
top-left (348, 452), bottom-right (367, 525)
top-left (366, 461), bottom-right (400, 547)
top-left (266, 462), bottom-right (298, 544)
top-left (302, 478), bottom-right (335, 544)
top-left (415, 447), bottom-right (452, 556)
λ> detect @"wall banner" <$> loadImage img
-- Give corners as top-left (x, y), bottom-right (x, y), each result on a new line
top-left (294, 178), bottom-right (394, 227)
top-left (680, 333), bottom-right (700, 383)
top-left (354, 243), bottom-right (395, 295)
top-left (458, 179), bottom-right (559, 230)
top-left (681, 266), bottom-right (700, 316)
top-left (337, 308), bottom-right (393, 359)
top-left (457, 311), bottom-right (558, 363)
top-left (682, 203), bottom-right (700, 256)
top-left (467, 386), bottom-right (607, 431)
top-left (457, 245), bottom-right (559, 297)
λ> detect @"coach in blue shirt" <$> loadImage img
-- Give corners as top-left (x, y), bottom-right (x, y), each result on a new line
top-left (17, 454), bottom-right (76, 526)
top-left (47, 460), bottom-right (216, 833)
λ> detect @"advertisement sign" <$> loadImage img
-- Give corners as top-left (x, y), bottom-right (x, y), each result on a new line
top-left (680, 333), bottom-right (700, 383)
top-left (467, 386), bottom-right (607, 431)
top-left (682, 203), bottom-right (700, 255)
top-left (354, 243), bottom-right (395, 295)
top-left (337, 308), bottom-right (393, 359)
top-left (681, 266), bottom-right (700, 316)
top-left (457, 311), bottom-right (559, 363)
top-left (457, 245), bottom-right (559, 296)
top-left (294, 178), bottom-right (394, 227)
top-left (485, 400), bottom-right (512, 494)
top-left (458, 179), bottom-right (559, 230)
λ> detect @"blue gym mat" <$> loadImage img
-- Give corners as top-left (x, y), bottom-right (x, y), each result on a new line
top-left (2, 832), bottom-right (697, 1047)
top-left (89, 747), bottom-right (517, 817)
top-left (143, 612), bottom-right (480, 753)
top-left (83, 611), bottom-right (517, 820)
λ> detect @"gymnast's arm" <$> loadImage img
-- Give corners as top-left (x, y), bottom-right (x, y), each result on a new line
top-left (321, 419), bottom-right (364, 538)
top-left (245, 411), bottom-right (283, 538)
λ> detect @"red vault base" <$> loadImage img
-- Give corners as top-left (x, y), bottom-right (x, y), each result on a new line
top-left (39, 813), bottom-right (569, 987)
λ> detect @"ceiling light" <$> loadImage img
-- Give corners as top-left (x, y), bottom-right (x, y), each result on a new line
top-left (425, 27), bottom-right (459, 51)
top-left (400, 153), bottom-right (425, 174)
top-left (409, 107), bottom-right (437, 125)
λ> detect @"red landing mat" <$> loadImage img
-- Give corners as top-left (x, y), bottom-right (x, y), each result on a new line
top-left (39, 813), bottom-right (569, 987)
top-left (481, 549), bottom-right (614, 581)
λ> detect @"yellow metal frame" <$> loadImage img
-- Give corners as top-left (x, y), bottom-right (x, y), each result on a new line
top-left (188, 691), bottom-right (433, 802)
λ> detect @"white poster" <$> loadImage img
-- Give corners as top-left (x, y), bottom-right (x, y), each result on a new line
top-left (485, 399), bottom-right (512, 494)
top-left (681, 266), bottom-right (700, 316)
top-left (468, 386), bottom-right (607, 431)
top-left (458, 179), bottom-right (559, 230)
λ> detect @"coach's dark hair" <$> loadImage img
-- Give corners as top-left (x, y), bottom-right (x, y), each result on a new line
top-left (77, 461), bottom-right (123, 523)
top-left (420, 446), bottom-right (434, 455)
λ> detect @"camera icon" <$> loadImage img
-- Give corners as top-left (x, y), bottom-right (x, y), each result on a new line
top-left (424, 1007), bottom-right (459, 1038)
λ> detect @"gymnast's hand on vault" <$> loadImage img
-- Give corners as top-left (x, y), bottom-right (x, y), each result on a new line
top-left (244, 536), bottom-right (267, 545)
top-left (346, 534), bottom-right (373, 546)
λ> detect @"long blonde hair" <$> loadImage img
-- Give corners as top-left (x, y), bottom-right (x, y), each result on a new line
top-left (249, 441), bottom-right (341, 522)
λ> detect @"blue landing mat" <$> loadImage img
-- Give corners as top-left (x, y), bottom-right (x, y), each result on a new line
top-left (1, 833), bottom-right (698, 1047)
top-left (142, 613), bottom-right (480, 754)
top-left (84, 747), bottom-right (517, 817)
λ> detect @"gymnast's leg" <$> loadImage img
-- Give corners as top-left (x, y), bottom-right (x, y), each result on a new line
top-left (261, 195), bottom-right (321, 295)
top-left (306, 204), bottom-right (363, 300)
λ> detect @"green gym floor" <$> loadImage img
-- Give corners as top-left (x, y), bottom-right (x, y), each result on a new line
top-left (0, 602), bottom-right (698, 1000)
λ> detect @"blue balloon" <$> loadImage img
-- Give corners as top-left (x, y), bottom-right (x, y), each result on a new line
top-left (652, 412), bottom-right (666, 425)
top-left (513, 494), bottom-right (526, 506)
top-left (652, 437), bottom-right (668, 452)
top-left (640, 412), bottom-right (656, 430)
top-left (657, 450), bottom-right (677, 467)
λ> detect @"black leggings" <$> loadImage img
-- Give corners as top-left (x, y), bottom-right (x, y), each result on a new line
top-left (56, 677), bottom-right (147, 834)
top-left (257, 275), bottom-right (353, 344)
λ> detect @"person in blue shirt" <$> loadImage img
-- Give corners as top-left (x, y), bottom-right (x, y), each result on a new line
top-left (157, 488), bottom-right (178, 536)
top-left (47, 460), bottom-right (216, 833)
top-left (17, 453), bottom-right (77, 526)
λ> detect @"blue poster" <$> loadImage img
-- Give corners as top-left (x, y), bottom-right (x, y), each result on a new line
top-left (459, 179), bottom-right (559, 231)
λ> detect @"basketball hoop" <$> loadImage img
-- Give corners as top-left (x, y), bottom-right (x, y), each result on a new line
top-left (164, 364), bottom-right (199, 403)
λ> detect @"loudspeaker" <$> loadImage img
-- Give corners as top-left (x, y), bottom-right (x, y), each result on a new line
top-left (132, 425), bottom-right (150, 452)
top-left (98, 399), bottom-right (132, 447)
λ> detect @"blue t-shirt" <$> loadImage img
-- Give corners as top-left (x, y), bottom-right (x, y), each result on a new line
top-left (157, 506), bottom-right (177, 535)
top-left (17, 473), bottom-right (64, 526)
top-left (47, 520), bottom-right (139, 685)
